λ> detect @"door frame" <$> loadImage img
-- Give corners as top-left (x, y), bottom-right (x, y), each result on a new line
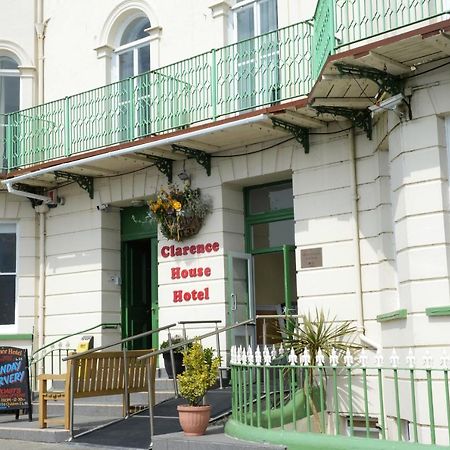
top-left (120, 206), bottom-right (158, 349)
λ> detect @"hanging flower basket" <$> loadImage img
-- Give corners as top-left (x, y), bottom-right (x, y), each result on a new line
top-left (148, 185), bottom-right (211, 242)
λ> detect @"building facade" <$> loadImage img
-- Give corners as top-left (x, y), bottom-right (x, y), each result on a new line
top-left (1, 3), bottom-right (450, 436)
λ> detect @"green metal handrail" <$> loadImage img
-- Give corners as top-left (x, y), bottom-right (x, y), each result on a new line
top-left (30, 321), bottom-right (121, 363)
top-left (5, 21), bottom-right (313, 171)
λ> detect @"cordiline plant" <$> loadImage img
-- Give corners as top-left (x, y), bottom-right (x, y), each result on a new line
top-left (278, 308), bottom-right (361, 432)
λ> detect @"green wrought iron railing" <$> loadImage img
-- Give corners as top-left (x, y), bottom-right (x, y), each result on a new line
top-left (4, 21), bottom-right (313, 171)
top-left (4, 2), bottom-right (450, 172)
top-left (312, 0), bottom-right (450, 79)
top-left (230, 345), bottom-right (450, 447)
top-left (0, 113), bottom-right (6, 174)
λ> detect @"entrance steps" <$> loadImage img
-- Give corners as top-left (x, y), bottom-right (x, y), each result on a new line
top-left (31, 377), bottom-right (175, 418)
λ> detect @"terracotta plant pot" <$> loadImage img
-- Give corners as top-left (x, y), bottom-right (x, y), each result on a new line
top-left (177, 404), bottom-right (211, 436)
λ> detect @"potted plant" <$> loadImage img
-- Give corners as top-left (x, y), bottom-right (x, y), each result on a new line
top-left (176, 340), bottom-right (221, 436)
top-left (148, 184), bottom-right (210, 242)
top-left (160, 335), bottom-right (186, 379)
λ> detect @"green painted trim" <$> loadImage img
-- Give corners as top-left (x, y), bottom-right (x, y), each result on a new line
top-left (426, 305), bottom-right (450, 317)
top-left (0, 333), bottom-right (33, 341)
top-left (376, 309), bottom-right (407, 323)
top-left (225, 419), bottom-right (449, 450)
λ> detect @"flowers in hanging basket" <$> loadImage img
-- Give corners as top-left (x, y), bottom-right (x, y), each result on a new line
top-left (148, 184), bottom-right (211, 242)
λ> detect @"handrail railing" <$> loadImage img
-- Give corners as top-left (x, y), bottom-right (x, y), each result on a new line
top-left (138, 318), bottom-right (255, 448)
top-left (229, 344), bottom-right (450, 447)
top-left (31, 322), bottom-right (121, 361)
top-left (5, 20), bottom-right (313, 171)
top-left (29, 322), bottom-right (121, 391)
top-left (62, 322), bottom-right (176, 440)
top-left (312, 0), bottom-right (450, 79)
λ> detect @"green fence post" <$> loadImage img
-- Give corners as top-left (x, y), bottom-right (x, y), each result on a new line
top-left (211, 49), bottom-right (217, 121)
top-left (64, 96), bottom-right (71, 156)
top-left (5, 114), bottom-right (12, 170)
top-left (128, 77), bottom-right (136, 141)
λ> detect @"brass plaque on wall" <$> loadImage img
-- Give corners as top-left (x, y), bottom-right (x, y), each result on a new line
top-left (301, 248), bottom-right (323, 268)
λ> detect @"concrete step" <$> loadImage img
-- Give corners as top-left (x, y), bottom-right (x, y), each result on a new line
top-left (153, 426), bottom-right (286, 450)
top-left (32, 391), bottom-right (174, 418)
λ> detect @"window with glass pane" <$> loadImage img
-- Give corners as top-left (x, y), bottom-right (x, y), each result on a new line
top-left (0, 56), bottom-right (20, 172)
top-left (0, 226), bottom-right (16, 325)
top-left (116, 16), bottom-right (151, 140)
top-left (248, 181), bottom-right (293, 214)
top-left (235, 0), bottom-right (278, 110)
top-left (251, 219), bottom-right (294, 250)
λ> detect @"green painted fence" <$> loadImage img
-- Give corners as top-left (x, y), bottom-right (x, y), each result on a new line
top-left (5, 21), bottom-right (313, 171)
top-left (229, 345), bottom-right (450, 447)
top-left (4, 1), bottom-right (450, 172)
top-left (312, 0), bottom-right (450, 79)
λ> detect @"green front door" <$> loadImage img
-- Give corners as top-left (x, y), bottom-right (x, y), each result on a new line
top-left (121, 206), bottom-right (158, 350)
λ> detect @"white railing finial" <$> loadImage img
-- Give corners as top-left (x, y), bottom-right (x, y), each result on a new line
top-left (255, 346), bottom-right (262, 366)
top-left (247, 345), bottom-right (254, 365)
top-left (440, 350), bottom-right (449, 370)
top-left (288, 348), bottom-right (298, 366)
top-left (358, 348), bottom-right (368, 368)
top-left (344, 348), bottom-right (353, 367)
top-left (330, 347), bottom-right (339, 367)
top-left (316, 348), bottom-right (325, 367)
top-left (406, 348), bottom-right (416, 368)
top-left (390, 348), bottom-right (399, 368)
top-left (375, 348), bottom-right (384, 367)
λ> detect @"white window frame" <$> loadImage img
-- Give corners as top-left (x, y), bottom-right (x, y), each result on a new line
top-left (232, 0), bottom-right (279, 111)
top-left (0, 222), bottom-right (18, 332)
top-left (111, 15), bottom-right (151, 83)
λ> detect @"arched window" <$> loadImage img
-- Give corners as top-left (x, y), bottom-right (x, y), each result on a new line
top-left (0, 56), bottom-right (20, 115)
top-left (0, 56), bottom-right (20, 171)
top-left (115, 16), bottom-right (151, 80)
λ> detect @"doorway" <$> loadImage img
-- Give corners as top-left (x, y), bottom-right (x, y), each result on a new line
top-left (228, 180), bottom-right (296, 346)
top-left (121, 206), bottom-right (158, 350)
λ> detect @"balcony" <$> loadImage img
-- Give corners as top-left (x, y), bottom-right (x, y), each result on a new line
top-left (1, 1), bottom-right (449, 177)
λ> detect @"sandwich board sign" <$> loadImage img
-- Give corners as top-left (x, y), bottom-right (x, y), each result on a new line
top-left (0, 347), bottom-right (32, 420)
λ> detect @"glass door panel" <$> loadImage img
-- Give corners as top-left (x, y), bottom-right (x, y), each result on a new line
top-left (227, 252), bottom-right (255, 348)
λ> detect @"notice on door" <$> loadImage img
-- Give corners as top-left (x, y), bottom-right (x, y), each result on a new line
top-left (0, 347), bottom-right (32, 419)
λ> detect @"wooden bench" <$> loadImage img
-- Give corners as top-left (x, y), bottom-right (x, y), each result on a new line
top-left (39, 350), bottom-right (156, 430)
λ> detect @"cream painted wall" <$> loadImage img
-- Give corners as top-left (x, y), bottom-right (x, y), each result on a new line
top-left (0, 192), bottom-right (37, 352)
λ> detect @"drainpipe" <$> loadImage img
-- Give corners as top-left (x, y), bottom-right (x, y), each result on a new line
top-left (35, 0), bottom-right (48, 104)
top-left (5, 181), bottom-right (53, 204)
top-left (348, 127), bottom-right (381, 351)
top-left (35, 204), bottom-right (49, 365)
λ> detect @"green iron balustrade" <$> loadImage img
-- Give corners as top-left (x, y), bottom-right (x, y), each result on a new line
top-left (229, 345), bottom-right (450, 447)
top-left (312, 0), bottom-right (450, 79)
top-left (4, 21), bottom-right (313, 171)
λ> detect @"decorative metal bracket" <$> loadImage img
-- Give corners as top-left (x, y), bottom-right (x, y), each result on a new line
top-left (14, 183), bottom-right (50, 208)
top-left (171, 145), bottom-right (211, 176)
top-left (271, 118), bottom-right (310, 153)
top-left (334, 63), bottom-right (403, 97)
top-left (134, 154), bottom-right (174, 182)
top-left (313, 106), bottom-right (373, 140)
top-left (153, 157), bottom-right (173, 183)
top-left (54, 171), bottom-right (94, 199)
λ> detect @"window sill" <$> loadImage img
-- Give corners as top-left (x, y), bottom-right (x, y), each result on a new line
top-left (376, 309), bottom-right (407, 323)
top-left (425, 306), bottom-right (450, 317)
top-left (0, 333), bottom-right (33, 341)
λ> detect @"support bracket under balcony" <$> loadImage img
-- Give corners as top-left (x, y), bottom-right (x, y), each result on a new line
top-left (153, 157), bottom-right (173, 183)
top-left (334, 63), bottom-right (403, 97)
top-left (313, 106), bottom-right (373, 140)
top-left (14, 183), bottom-right (52, 208)
top-left (271, 118), bottom-right (309, 153)
top-left (171, 145), bottom-right (211, 176)
top-left (54, 171), bottom-right (94, 199)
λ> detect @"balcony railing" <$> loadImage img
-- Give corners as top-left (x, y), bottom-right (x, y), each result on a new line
top-left (312, 0), bottom-right (450, 78)
top-left (3, 1), bottom-right (449, 173)
top-left (229, 345), bottom-right (450, 448)
top-left (4, 21), bottom-right (312, 171)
